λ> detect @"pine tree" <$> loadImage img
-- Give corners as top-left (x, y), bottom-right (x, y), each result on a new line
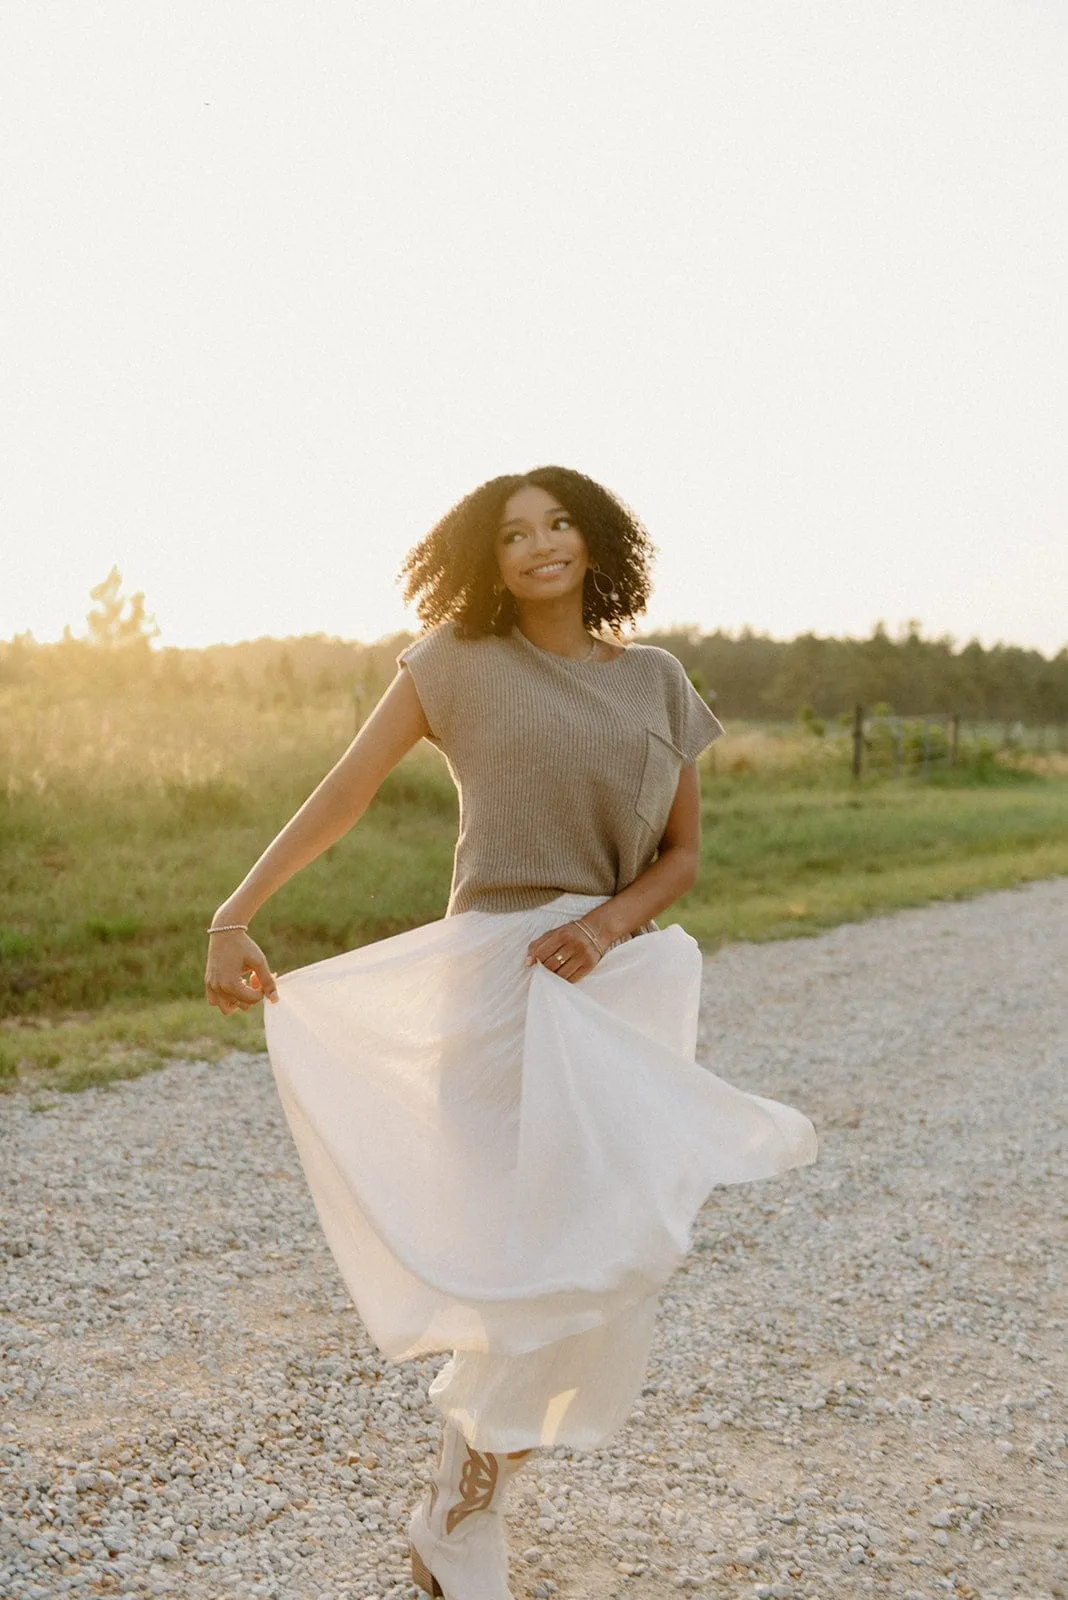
top-left (86, 567), bottom-right (159, 649)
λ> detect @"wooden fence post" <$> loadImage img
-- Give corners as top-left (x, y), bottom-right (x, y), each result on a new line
top-left (852, 704), bottom-right (864, 778)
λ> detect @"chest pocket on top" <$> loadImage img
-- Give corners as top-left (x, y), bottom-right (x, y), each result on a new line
top-left (635, 727), bottom-right (685, 833)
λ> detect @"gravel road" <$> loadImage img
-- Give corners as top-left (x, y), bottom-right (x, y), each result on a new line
top-left (2, 879), bottom-right (1065, 1600)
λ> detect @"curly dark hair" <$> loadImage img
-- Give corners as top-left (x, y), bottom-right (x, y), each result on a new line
top-left (399, 466), bottom-right (656, 639)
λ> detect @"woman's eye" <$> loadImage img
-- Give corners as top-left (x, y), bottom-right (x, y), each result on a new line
top-left (552, 516), bottom-right (572, 530)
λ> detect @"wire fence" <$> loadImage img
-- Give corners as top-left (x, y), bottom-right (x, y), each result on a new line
top-left (850, 708), bottom-right (1068, 777)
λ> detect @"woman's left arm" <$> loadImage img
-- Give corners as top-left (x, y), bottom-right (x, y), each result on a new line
top-left (526, 763), bottom-right (702, 981)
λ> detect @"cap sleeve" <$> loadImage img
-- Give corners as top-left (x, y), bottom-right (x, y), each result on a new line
top-left (397, 623), bottom-right (461, 746)
top-left (665, 654), bottom-right (725, 762)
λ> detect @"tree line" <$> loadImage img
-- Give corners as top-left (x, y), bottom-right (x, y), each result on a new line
top-left (2, 570), bottom-right (1065, 723)
top-left (641, 623), bottom-right (1068, 724)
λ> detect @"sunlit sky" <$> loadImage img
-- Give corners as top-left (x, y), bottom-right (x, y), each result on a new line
top-left (2, 1), bottom-right (1066, 654)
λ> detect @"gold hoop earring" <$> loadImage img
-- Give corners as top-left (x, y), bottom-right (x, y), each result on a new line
top-left (589, 565), bottom-right (621, 605)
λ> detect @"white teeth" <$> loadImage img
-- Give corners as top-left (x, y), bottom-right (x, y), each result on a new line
top-left (528, 561), bottom-right (567, 575)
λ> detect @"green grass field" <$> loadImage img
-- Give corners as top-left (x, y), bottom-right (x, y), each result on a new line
top-left (2, 684), bottom-right (1066, 1092)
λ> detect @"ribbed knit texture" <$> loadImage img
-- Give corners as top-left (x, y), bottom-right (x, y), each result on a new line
top-left (398, 623), bottom-right (724, 916)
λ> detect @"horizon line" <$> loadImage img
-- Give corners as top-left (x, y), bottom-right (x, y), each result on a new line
top-left (2, 620), bottom-right (1065, 660)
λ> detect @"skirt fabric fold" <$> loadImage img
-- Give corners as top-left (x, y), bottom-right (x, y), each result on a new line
top-left (264, 894), bottom-right (817, 1450)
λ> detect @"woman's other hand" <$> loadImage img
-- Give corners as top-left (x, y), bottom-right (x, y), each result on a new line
top-left (205, 930), bottom-right (279, 1014)
top-left (525, 919), bottom-right (605, 984)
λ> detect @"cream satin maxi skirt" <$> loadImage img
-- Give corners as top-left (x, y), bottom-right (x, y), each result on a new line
top-left (263, 894), bottom-right (817, 1453)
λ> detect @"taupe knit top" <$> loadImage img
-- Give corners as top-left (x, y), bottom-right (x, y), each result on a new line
top-left (398, 623), bottom-right (724, 916)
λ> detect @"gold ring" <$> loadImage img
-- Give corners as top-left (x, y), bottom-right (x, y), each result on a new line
top-left (554, 952), bottom-right (564, 965)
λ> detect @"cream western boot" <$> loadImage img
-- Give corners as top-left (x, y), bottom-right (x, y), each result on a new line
top-left (408, 1424), bottom-right (534, 1600)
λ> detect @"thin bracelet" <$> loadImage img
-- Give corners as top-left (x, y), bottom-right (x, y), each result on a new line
top-left (573, 918), bottom-right (606, 958)
top-left (206, 923), bottom-right (249, 936)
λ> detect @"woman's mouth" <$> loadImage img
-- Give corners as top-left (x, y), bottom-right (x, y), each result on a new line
top-left (525, 560), bottom-right (569, 579)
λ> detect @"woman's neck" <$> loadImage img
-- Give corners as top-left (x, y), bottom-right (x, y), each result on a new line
top-left (513, 596), bottom-right (592, 660)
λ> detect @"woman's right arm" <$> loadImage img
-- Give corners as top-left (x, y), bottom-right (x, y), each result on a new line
top-left (205, 667), bottom-right (430, 1014)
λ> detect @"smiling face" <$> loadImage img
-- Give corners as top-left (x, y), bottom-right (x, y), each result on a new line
top-left (495, 483), bottom-right (590, 610)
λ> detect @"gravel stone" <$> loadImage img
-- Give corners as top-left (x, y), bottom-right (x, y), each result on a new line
top-left (2, 879), bottom-right (1066, 1599)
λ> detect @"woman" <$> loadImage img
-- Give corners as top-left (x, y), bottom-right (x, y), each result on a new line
top-left (205, 465), bottom-right (817, 1600)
